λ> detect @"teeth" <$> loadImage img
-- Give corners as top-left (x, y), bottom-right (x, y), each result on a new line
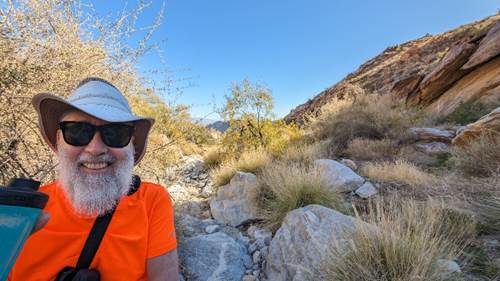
top-left (82, 162), bottom-right (109, 170)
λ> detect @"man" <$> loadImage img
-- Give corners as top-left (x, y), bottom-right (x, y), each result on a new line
top-left (9, 78), bottom-right (179, 281)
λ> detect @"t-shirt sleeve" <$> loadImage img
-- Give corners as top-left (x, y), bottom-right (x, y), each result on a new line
top-left (146, 185), bottom-right (177, 258)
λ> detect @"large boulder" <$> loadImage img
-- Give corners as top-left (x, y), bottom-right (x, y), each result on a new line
top-left (210, 172), bottom-right (259, 226)
top-left (179, 232), bottom-right (251, 281)
top-left (462, 21), bottom-right (500, 70)
top-left (265, 205), bottom-right (360, 281)
top-left (411, 42), bottom-right (477, 105)
top-left (409, 127), bottom-right (455, 143)
top-left (452, 107), bottom-right (500, 146)
top-left (314, 159), bottom-right (364, 192)
top-left (426, 56), bottom-right (500, 116)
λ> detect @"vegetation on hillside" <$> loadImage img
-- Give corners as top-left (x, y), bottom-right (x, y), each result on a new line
top-left (0, 0), bottom-right (212, 183)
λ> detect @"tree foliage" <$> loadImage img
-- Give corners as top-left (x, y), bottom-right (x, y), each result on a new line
top-left (219, 79), bottom-right (301, 156)
top-left (0, 0), bottom-right (211, 183)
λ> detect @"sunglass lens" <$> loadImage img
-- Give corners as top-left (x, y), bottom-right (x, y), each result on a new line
top-left (63, 122), bottom-right (94, 146)
top-left (100, 124), bottom-right (134, 148)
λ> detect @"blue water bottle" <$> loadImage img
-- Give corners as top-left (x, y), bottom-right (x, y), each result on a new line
top-left (0, 178), bottom-right (48, 281)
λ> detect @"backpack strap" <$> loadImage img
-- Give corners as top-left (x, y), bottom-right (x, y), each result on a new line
top-left (75, 209), bottom-right (116, 269)
top-left (76, 175), bottom-right (141, 269)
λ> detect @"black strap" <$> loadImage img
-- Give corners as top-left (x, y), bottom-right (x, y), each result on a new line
top-left (75, 209), bottom-right (116, 269)
top-left (75, 175), bottom-right (141, 269)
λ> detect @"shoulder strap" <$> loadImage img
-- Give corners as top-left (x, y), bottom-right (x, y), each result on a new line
top-left (75, 209), bottom-right (116, 269)
top-left (74, 175), bottom-right (141, 269)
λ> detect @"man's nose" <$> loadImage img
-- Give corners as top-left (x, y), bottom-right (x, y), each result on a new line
top-left (83, 132), bottom-right (108, 155)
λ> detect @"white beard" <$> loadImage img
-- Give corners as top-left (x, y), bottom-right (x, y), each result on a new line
top-left (57, 146), bottom-right (135, 217)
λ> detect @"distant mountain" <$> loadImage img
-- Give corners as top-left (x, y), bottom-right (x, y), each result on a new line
top-left (207, 121), bottom-right (229, 132)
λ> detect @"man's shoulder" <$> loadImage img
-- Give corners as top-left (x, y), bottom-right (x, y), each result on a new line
top-left (39, 180), bottom-right (59, 195)
top-left (136, 180), bottom-right (171, 199)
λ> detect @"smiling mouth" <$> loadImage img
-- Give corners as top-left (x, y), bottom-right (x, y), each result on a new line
top-left (80, 162), bottom-right (112, 170)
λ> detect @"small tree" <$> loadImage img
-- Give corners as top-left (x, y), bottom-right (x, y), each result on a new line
top-left (219, 79), bottom-right (300, 155)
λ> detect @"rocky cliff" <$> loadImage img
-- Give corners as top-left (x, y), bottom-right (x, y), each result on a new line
top-left (284, 14), bottom-right (500, 124)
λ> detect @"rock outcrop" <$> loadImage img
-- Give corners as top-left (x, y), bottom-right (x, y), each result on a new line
top-left (314, 159), bottom-right (365, 192)
top-left (265, 205), bottom-right (361, 281)
top-left (284, 14), bottom-right (500, 125)
top-left (179, 232), bottom-right (251, 281)
top-left (452, 107), bottom-right (500, 146)
top-left (210, 172), bottom-right (259, 226)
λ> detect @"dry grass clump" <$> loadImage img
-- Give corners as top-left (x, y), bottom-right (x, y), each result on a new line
top-left (321, 199), bottom-right (476, 281)
top-left (255, 161), bottom-right (346, 232)
top-left (203, 146), bottom-right (227, 169)
top-left (278, 139), bottom-right (328, 164)
top-left (312, 93), bottom-right (427, 157)
top-left (450, 134), bottom-right (500, 177)
top-left (361, 160), bottom-right (435, 186)
top-left (211, 148), bottom-right (271, 187)
top-left (345, 138), bottom-right (399, 161)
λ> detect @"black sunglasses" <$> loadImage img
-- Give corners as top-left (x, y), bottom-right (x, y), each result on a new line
top-left (59, 121), bottom-right (135, 148)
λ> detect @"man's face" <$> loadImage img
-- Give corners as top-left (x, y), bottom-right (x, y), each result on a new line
top-left (56, 110), bottom-right (135, 217)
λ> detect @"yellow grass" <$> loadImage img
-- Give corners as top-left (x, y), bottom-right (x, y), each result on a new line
top-left (321, 198), bottom-right (476, 281)
top-left (345, 138), bottom-right (399, 161)
top-left (255, 161), bottom-right (346, 232)
top-left (361, 160), bottom-right (435, 186)
top-left (211, 148), bottom-right (271, 187)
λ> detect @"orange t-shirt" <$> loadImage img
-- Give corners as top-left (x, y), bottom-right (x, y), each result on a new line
top-left (9, 180), bottom-right (177, 281)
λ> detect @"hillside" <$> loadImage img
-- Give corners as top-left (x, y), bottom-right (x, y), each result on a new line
top-left (285, 14), bottom-right (500, 124)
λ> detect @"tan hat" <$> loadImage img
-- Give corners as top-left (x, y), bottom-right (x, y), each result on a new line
top-left (32, 77), bottom-right (154, 165)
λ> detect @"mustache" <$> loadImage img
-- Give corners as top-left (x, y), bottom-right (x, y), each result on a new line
top-left (77, 154), bottom-right (116, 164)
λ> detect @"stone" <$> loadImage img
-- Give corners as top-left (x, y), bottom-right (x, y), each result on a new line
top-left (409, 127), bottom-right (455, 143)
top-left (426, 56), bottom-right (500, 116)
top-left (355, 182), bottom-right (378, 199)
top-left (266, 205), bottom-right (363, 281)
top-left (200, 184), bottom-right (214, 198)
top-left (210, 172), bottom-right (259, 226)
top-left (340, 158), bottom-right (357, 171)
top-left (452, 107), bottom-right (500, 146)
top-left (253, 228), bottom-right (272, 247)
top-left (179, 232), bottom-right (250, 281)
top-left (252, 250), bottom-right (261, 264)
top-left (205, 224), bottom-right (220, 234)
top-left (242, 275), bottom-right (257, 281)
top-left (414, 142), bottom-right (449, 155)
top-left (436, 259), bottom-right (461, 276)
top-left (413, 42), bottom-right (477, 105)
top-left (314, 159), bottom-right (364, 192)
top-left (248, 242), bottom-right (258, 254)
top-left (391, 74), bottom-right (424, 99)
top-left (463, 21), bottom-right (500, 69)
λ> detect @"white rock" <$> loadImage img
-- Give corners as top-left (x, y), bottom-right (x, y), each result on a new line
top-left (266, 205), bottom-right (368, 281)
top-left (242, 275), bottom-right (257, 281)
top-left (178, 232), bottom-right (249, 281)
top-left (205, 225), bottom-right (220, 234)
top-left (210, 172), bottom-right (259, 226)
top-left (355, 182), bottom-right (378, 199)
top-left (436, 259), bottom-right (461, 276)
top-left (314, 159), bottom-right (364, 192)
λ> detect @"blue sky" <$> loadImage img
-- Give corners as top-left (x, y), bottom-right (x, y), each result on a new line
top-left (94, 1), bottom-right (499, 119)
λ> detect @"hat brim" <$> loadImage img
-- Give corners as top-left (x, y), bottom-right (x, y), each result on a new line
top-left (32, 93), bottom-right (154, 165)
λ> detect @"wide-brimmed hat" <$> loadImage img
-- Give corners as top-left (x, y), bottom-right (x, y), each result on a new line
top-left (32, 77), bottom-right (154, 165)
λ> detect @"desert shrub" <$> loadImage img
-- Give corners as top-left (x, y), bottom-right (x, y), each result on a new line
top-left (219, 79), bottom-right (302, 156)
top-left (345, 138), bottom-right (399, 161)
top-left (211, 148), bottom-right (271, 187)
top-left (468, 196), bottom-right (500, 235)
top-left (203, 146), bottom-right (228, 169)
top-left (361, 160), bottom-right (435, 186)
top-left (450, 134), bottom-right (500, 177)
top-left (278, 139), bottom-right (328, 164)
top-left (321, 199), bottom-right (475, 281)
top-left (441, 100), bottom-right (500, 125)
top-left (0, 0), bottom-right (206, 183)
top-left (312, 93), bottom-right (428, 157)
top-left (255, 161), bottom-right (346, 232)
